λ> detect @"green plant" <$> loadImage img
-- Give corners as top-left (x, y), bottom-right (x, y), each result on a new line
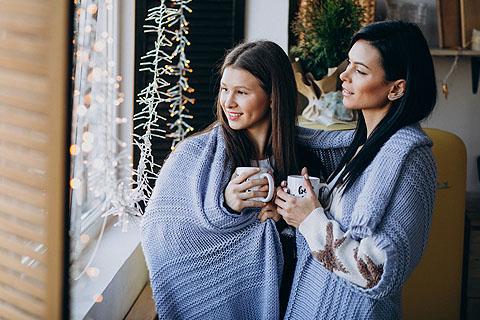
top-left (291, 0), bottom-right (364, 79)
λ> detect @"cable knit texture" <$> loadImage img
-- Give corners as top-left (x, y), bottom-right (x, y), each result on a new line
top-left (141, 125), bottom-right (285, 320)
top-left (288, 124), bottom-right (437, 320)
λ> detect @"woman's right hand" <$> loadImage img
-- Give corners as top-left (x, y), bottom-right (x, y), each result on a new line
top-left (224, 167), bottom-right (269, 212)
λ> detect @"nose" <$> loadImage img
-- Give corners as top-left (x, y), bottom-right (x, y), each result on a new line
top-left (339, 66), bottom-right (351, 83)
top-left (223, 91), bottom-right (237, 108)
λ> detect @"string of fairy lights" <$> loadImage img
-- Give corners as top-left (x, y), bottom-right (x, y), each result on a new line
top-left (134, 0), bottom-right (195, 206)
top-left (68, 0), bottom-right (195, 301)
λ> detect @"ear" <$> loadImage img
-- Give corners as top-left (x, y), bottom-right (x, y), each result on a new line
top-left (387, 79), bottom-right (406, 101)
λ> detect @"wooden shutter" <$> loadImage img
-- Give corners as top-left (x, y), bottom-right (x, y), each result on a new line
top-left (0, 0), bottom-right (70, 319)
top-left (134, 0), bottom-right (245, 163)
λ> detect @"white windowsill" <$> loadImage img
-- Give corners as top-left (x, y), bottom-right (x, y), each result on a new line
top-left (71, 216), bottom-right (148, 320)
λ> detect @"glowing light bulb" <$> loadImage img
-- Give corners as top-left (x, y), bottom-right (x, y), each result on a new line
top-left (93, 294), bottom-right (104, 303)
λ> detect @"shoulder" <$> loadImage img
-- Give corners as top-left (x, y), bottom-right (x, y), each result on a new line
top-left (173, 124), bottom-right (221, 156)
top-left (372, 124), bottom-right (436, 187)
top-left (382, 124), bottom-right (432, 155)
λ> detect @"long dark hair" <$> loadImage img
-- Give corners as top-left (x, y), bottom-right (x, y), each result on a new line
top-left (330, 21), bottom-right (437, 190)
top-left (203, 41), bottom-right (299, 184)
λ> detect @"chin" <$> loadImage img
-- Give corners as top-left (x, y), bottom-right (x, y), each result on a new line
top-left (342, 100), bottom-right (354, 110)
top-left (227, 122), bottom-right (244, 131)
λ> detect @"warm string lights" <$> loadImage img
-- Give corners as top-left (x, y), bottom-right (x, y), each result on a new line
top-left (70, 0), bottom-right (135, 289)
top-left (134, 0), bottom-right (195, 207)
top-left (69, 0), bottom-right (196, 292)
top-left (165, 0), bottom-right (195, 149)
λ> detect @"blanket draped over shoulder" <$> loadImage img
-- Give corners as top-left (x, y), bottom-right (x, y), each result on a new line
top-left (141, 125), bottom-right (283, 320)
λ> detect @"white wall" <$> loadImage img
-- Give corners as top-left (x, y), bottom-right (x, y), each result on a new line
top-left (424, 58), bottom-right (480, 193)
top-left (244, 1), bottom-right (480, 192)
top-left (244, 0), bottom-right (289, 53)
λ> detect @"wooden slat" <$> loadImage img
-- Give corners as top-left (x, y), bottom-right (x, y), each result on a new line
top-left (0, 1), bottom-right (68, 318)
top-left (0, 272), bottom-right (44, 301)
top-left (0, 14), bottom-right (48, 37)
top-left (0, 85), bottom-right (48, 113)
top-left (0, 52), bottom-right (47, 75)
top-left (0, 233), bottom-right (46, 263)
top-left (0, 88), bottom-right (47, 113)
top-left (0, 250), bottom-right (46, 281)
top-left (0, 143), bottom-right (47, 171)
top-left (0, 304), bottom-right (33, 320)
top-left (0, 36), bottom-right (47, 58)
top-left (0, 178), bottom-right (46, 208)
top-left (0, 198), bottom-right (44, 226)
top-left (0, 214), bottom-right (44, 243)
top-left (0, 0), bottom-right (48, 17)
top-left (0, 125), bottom-right (48, 152)
top-left (0, 68), bottom-right (48, 95)
top-left (0, 285), bottom-right (45, 318)
top-left (0, 108), bottom-right (48, 133)
top-left (0, 163), bottom-right (46, 189)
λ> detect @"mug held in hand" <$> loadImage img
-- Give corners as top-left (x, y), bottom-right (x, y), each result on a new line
top-left (285, 175), bottom-right (323, 198)
top-left (235, 167), bottom-right (274, 202)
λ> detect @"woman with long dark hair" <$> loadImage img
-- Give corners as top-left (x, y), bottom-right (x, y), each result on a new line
top-left (276, 21), bottom-right (437, 319)
top-left (141, 40), bottom-right (325, 319)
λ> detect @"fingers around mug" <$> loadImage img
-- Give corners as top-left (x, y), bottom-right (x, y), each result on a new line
top-left (277, 207), bottom-right (287, 217)
top-left (274, 195), bottom-right (286, 209)
top-left (239, 178), bottom-right (268, 192)
top-left (301, 167), bottom-right (309, 176)
top-left (275, 186), bottom-right (286, 203)
top-left (259, 172), bottom-right (274, 202)
top-left (240, 190), bottom-right (268, 200)
top-left (258, 184), bottom-right (270, 192)
top-left (303, 174), bottom-right (315, 196)
top-left (232, 167), bottom-right (260, 184)
top-left (276, 185), bottom-right (293, 202)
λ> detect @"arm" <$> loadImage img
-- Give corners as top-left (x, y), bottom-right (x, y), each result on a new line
top-left (296, 126), bottom-right (354, 177)
top-left (278, 146), bottom-right (436, 298)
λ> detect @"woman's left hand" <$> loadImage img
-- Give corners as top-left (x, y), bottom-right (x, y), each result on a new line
top-left (275, 174), bottom-right (322, 228)
top-left (257, 202), bottom-right (281, 222)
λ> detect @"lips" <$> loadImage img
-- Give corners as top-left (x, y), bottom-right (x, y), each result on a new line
top-left (226, 111), bottom-right (242, 121)
top-left (342, 87), bottom-right (353, 96)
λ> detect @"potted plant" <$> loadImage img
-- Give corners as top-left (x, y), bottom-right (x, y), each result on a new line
top-left (291, 0), bottom-right (364, 123)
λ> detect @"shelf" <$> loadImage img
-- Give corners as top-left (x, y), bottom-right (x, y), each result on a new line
top-left (430, 49), bottom-right (480, 57)
top-left (430, 49), bottom-right (480, 94)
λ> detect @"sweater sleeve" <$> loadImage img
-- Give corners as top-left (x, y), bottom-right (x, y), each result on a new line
top-left (299, 146), bottom-right (436, 298)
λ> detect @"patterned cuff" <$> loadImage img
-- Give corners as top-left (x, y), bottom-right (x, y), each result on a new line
top-left (298, 207), bottom-right (327, 251)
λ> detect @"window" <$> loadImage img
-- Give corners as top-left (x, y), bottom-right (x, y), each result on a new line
top-left (70, 0), bottom-right (127, 265)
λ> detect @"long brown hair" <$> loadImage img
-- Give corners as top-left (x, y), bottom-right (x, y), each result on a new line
top-left (204, 41), bottom-right (299, 183)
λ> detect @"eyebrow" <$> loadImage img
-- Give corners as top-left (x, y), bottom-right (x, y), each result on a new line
top-left (220, 82), bottom-right (251, 90)
top-left (348, 57), bottom-right (370, 70)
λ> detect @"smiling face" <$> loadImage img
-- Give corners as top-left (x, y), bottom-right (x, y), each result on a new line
top-left (339, 40), bottom-right (394, 114)
top-left (219, 66), bottom-right (270, 136)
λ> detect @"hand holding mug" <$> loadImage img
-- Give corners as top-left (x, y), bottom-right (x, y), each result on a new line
top-left (224, 167), bottom-right (274, 213)
top-left (275, 167), bottom-right (322, 228)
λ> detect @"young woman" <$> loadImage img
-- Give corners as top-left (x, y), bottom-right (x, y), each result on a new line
top-left (141, 41), bottom-right (318, 319)
top-left (276, 21), bottom-right (437, 319)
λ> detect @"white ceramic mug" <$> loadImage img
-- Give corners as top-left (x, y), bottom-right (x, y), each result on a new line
top-left (286, 175), bottom-right (325, 198)
top-left (235, 167), bottom-right (274, 202)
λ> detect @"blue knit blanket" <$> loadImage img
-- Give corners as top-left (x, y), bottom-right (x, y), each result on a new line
top-left (141, 125), bottom-right (283, 319)
top-left (287, 124), bottom-right (436, 319)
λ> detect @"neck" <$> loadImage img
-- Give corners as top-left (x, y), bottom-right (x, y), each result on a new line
top-left (362, 105), bottom-right (390, 138)
top-left (246, 125), bottom-right (270, 159)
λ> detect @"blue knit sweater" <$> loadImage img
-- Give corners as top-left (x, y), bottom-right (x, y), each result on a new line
top-left (287, 125), bottom-right (437, 319)
top-left (141, 125), bottom-right (283, 319)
